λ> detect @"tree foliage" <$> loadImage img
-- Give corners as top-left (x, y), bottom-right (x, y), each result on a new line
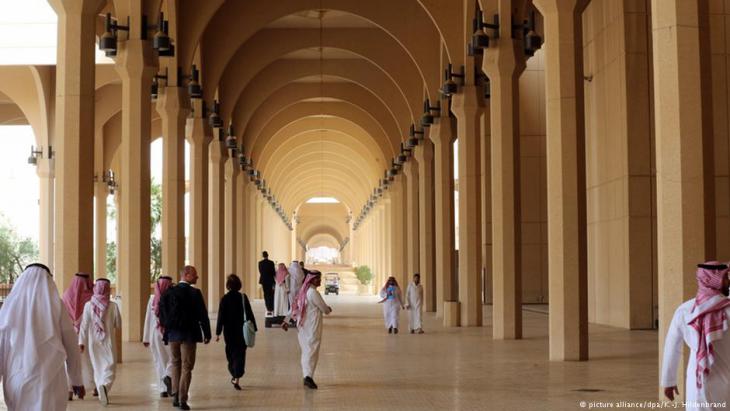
top-left (104, 178), bottom-right (163, 283)
top-left (150, 179), bottom-right (162, 281)
top-left (0, 215), bottom-right (38, 284)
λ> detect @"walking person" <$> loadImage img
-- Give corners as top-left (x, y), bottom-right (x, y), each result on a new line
top-left (282, 271), bottom-right (332, 389)
top-left (661, 262), bottom-right (730, 410)
top-left (288, 260), bottom-right (305, 310)
top-left (215, 274), bottom-right (257, 391)
top-left (273, 263), bottom-right (290, 317)
top-left (0, 263), bottom-right (86, 410)
top-left (61, 272), bottom-right (95, 400)
top-left (159, 265), bottom-right (211, 411)
top-left (78, 278), bottom-right (121, 406)
top-left (143, 275), bottom-right (174, 397)
top-left (378, 276), bottom-right (405, 334)
top-left (406, 273), bottom-right (425, 334)
top-left (258, 251), bottom-right (276, 315)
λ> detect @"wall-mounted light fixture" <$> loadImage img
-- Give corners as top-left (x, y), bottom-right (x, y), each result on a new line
top-left (99, 12), bottom-right (174, 57)
top-left (472, 12), bottom-right (500, 51)
top-left (27, 145), bottom-right (53, 165)
top-left (520, 10), bottom-right (542, 56)
top-left (180, 65), bottom-right (202, 99)
top-left (209, 100), bottom-right (223, 128)
top-left (225, 122), bottom-right (237, 151)
top-left (150, 68), bottom-right (168, 100)
top-left (408, 124), bottom-right (424, 148)
top-left (441, 63), bottom-right (465, 97)
top-left (421, 99), bottom-right (441, 127)
top-left (471, 8), bottom-right (542, 57)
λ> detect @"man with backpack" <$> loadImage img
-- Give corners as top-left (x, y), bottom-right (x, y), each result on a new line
top-left (159, 265), bottom-right (211, 411)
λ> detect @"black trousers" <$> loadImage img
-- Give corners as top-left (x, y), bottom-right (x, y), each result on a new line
top-left (263, 285), bottom-right (275, 311)
top-left (225, 341), bottom-right (248, 379)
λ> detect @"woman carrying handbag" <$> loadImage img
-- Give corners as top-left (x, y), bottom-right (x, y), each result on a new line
top-left (215, 274), bottom-right (257, 390)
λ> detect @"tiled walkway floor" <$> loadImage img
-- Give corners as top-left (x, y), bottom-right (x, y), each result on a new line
top-left (52, 296), bottom-right (658, 410)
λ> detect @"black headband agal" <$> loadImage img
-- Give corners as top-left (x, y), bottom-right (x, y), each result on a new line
top-left (698, 263), bottom-right (728, 270)
top-left (25, 263), bottom-right (52, 276)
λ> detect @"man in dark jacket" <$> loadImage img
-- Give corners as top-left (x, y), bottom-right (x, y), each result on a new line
top-left (258, 251), bottom-right (276, 315)
top-left (159, 265), bottom-right (211, 411)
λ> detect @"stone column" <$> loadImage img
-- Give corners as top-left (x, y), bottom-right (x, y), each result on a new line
top-left (429, 116), bottom-right (457, 322)
top-left (451, 85), bottom-right (483, 327)
top-left (187, 113), bottom-right (209, 301)
top-left (236, 176), bottom-right (247, 284)
top-left (482, 15), bottom-right (525, 336)
top-left (376, 203), bottom-right (386, 285)
top-left (37, 160), bottom-right (55, 270)
top-left (48, 0), bottom-right (103, 289)
top-left (650, 0), bottom-right (710, 381)
top-left (247, 182), bottom-right (258, 297)
top-left (157, 87), bottom-right (189, 279)
top-left (115, 35), bottom-right (156, 341)
top-left (208, 136), bottom-right (225, 306)
top-left (415, 139), bottom-right (436, 311)
top-left (534, 0), bottom-right (590, 361)
top-left (480, 104), bottom-right (492, 305)
top-left (403, 159), bottom-right (420, 278)
top-left (224, 156), bottom-right (238, 276)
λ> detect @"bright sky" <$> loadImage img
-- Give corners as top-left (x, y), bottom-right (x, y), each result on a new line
top-left (0, 0), bottom-right (113, 65)
top-left (0, 126), bottom-right (40, 241)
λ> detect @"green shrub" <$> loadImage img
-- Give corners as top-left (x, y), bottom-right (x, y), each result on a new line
top-left (355, 265), bottom-right (373, 285)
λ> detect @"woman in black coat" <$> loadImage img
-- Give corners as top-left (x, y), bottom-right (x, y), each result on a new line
top-left (215, 274), bottom-right (257, 390)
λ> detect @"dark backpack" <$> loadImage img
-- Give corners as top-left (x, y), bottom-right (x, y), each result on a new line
top-left (159, 285), bottom-right (189, 331)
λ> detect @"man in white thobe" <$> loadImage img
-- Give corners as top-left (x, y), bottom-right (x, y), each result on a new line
top-left (274, 263), bottom-right (291, 317)
top-left (661, 262), bottom-right (730, 411)
top-left (78, 278), bottom-right (121, 406)
top-left (143, 276), bottom-right (174, 397)
top-left (0, 263), bottom-right (86, 411)
top-left (283, 271), bottom-right (332, 389)
top-left (406, 273), bottom-right (424, 334)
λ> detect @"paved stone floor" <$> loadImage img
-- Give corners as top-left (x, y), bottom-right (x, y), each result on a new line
top-left (8, 295), bottom-right (662, 410)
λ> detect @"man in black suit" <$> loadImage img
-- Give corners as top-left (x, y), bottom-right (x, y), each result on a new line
top-left (258, 251), bottom-right (276, 315)
top-left (159, 265), bottom-right (211, 411)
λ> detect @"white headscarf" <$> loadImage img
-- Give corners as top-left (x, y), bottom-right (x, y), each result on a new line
top-left (0, 265), bottom-right (67, 391)
top-left (289, 261), bottom-right (304, 289)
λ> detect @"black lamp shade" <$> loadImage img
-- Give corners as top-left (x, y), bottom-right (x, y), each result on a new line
top-left (225, 136), bottom-right (237, 149)
top-left (99, 32), bottom-right (116, 52)
top-left (407, 137), bottom-right (419, 148)
top-left (153, 31), bottom-right (170, 51)
top-left (158, 44), bottom-right (175, 57)
top-left (442, 79), bottom-right (458, 96)
top-left (209, 112), bottom-right (222, 128)
top-left (472, 30), bottom-right (490, 49)
top-left (150, 79), bottom-right (159, 100)
top-left (397, 154), bottom-right (407, 164)
top-left (422, 112), bottom-right (434, 126)
top-left (188, 82), bottom-right (202, 99)
top-left (525, 31), bottom-right (542, 52)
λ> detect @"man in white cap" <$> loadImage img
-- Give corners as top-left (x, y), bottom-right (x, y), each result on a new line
top-left (282, 270), bottom-right (332, 389)
top-left (661, 262), bottom-right (730, 410)
top-left (0, 263), bottom-right (86, 410)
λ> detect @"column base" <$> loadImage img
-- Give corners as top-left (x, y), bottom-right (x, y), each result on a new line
top-left (443, 301), bottom-right (461, 327)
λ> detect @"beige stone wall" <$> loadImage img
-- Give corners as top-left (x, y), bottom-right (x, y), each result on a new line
top-left (260, 204), bottom-right (292, 265)
top-left (583, 0), bottom-right (656, 329)
top-left (708, 1), bottom-right (730, 261)
top-left (518, 50), bottom-right (548, 304)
